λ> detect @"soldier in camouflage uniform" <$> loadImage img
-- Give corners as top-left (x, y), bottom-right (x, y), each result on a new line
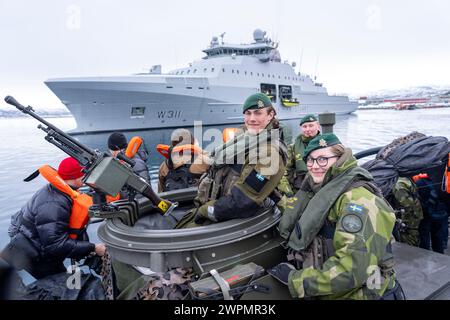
top-left (268, 133), bottom-right (402, 300)
top-left (278, 114), bottom-right (320, 197)
top-left (104, 93), bottom-right (288, 299)
top-left (175, 92), bottom-right (287, 228)
top-left (390, 177), bottom-right (423, 247)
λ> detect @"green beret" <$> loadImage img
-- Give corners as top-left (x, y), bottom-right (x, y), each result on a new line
top-left (300, 114), bottom-right (318, 125)
top-left (303, 133), bottom-right (341, 159)
top-left (243, 93), bottom-right (272, 113)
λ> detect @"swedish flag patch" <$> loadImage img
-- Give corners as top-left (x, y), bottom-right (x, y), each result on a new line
top-left (245, 169), bottom-right (269, 192)
top-left (344, 203), bottom-right (367, 215)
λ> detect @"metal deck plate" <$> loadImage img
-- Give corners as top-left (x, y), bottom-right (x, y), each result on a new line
top-left (393, 242), bottom-right (450, 300)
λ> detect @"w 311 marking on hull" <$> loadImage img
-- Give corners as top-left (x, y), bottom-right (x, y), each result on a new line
top-left (157, 110), bottom-right (182, 118)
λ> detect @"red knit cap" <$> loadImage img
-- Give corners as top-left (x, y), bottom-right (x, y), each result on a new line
top-left (57, 157), bottom-right (84, 180)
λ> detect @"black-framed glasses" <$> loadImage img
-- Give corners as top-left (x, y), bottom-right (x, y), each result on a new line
top-left (306, 155), bottom-right (338, 167)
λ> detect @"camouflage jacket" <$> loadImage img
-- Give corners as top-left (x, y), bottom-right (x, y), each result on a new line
top-left (286, 156), bottom-right (397, 300)
top-left (278, 134), bottom-right (315, 196)
top-left (390, 177), bottom-right (423, 246)
top-left (176, 122), bottom-right (287, 228)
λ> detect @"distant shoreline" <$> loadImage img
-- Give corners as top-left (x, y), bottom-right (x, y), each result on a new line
top-left (0, 111), bottom-right (71, 118)
top-left (358, 105), bottom-right (450, 111)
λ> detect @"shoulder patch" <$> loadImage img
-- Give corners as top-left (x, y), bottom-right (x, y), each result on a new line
top-left (341, 214), bottom-right (363, 233)
top-left (344, 203), bottom-right (368, 215)
top-left (244, 169), bottom-right (269, 192)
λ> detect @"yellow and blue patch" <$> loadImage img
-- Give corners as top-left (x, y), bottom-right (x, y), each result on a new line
top-left (345, 203), bottom-right (368, 215)
top-left (245, 169), bottom-right (269, 192)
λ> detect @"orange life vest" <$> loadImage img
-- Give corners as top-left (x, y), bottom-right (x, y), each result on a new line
top-left (156, 144), bottom-right (201, 159)
top-left (222, 127), bottom-right (239, 143)
top-left (110, 136), bottom-right (143, 202)
top-left (125, 136), bottom-right (143, 159)
top-left (38, 165), bottom-right (92, 239)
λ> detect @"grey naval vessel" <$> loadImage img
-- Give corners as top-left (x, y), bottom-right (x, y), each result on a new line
top-left (45, 29), bottom-right (358, 134)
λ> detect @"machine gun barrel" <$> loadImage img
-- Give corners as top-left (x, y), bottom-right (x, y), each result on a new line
top-left (4, 95), bottom-right (176, 216)
top-left (4, 95), bottom-right (98, 167)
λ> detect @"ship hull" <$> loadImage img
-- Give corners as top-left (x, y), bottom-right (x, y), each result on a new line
top-left (46, 77), bottom-right (357, 134)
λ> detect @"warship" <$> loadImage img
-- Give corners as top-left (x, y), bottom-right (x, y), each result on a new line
top-left (45, 29), bottom-right (357, 134)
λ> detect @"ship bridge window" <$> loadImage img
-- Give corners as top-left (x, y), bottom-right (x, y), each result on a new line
top-left (222, 68), bottom-right (225, 72)
top-left (261, 83), bottom-right (277, 103)
top-left (131, 107), bottom-right (145, 117)
top-left (204, 68), bottom-right (207, 72)
top-left (211, 67), bottom-right (215, 72)
top-left (193, 69), bottom-right (197, 73)
top-left (236, 70), bottom-right (239, 74)
top-left (279, 85), bottom-right (293, 100)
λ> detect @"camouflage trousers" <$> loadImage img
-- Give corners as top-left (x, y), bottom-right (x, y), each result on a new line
top-left (101, 250), bottom-right (194, 300)
top-left (399, 229), bottom-right (420, 247)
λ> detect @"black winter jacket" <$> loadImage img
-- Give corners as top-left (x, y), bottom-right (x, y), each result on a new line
top-left (132, 152), bottom-right (151, 183)
top-left (18, 184), bottom-right (95, 261)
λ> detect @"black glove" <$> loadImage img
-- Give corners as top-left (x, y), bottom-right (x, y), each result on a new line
top-left (267, 262), bottom-right (296, 285)
top-left (83, 255), bottom-right (103, 275)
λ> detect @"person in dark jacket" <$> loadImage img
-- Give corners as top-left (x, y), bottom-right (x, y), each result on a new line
top-left (416, 173), bottom-right (449, 254)
top-left (1, 157), bottom-right (105, 280)
top-left (108, 132), bottom-right (151, 182)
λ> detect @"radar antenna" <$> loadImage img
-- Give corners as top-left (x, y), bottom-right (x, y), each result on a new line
top-left (220, 32), bottom-right (226, 44)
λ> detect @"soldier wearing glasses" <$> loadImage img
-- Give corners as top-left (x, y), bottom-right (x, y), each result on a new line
top-left (267, 133), bottom-right (404, 300)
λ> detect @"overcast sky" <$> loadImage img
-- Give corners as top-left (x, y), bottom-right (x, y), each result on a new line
top-left (1, 0), bottom-right (449, 108)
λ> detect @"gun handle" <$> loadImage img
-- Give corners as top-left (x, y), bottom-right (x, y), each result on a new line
top-left (142, 185), bottom-right (177, 215)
